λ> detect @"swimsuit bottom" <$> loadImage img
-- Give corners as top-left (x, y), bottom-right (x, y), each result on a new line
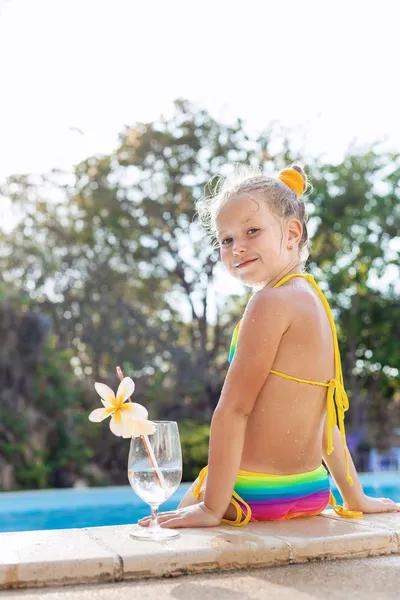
top-left (193, 464), bottom-right (362, 527)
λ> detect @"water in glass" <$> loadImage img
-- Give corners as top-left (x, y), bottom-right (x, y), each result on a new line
top-left (127, 421), bottom-right (182, 540)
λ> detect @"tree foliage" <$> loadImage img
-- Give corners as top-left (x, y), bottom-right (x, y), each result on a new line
top-left (309, 149), bottom-right (400, 445)
top-left (0, 101), bottom-right (399, 489)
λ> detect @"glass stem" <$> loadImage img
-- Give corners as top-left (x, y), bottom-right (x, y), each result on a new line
top-left (149, 505), bottom-right (160, 529)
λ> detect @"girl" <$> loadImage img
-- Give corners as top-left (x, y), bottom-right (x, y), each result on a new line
top-left (139, 165), bottom-right (399, 529)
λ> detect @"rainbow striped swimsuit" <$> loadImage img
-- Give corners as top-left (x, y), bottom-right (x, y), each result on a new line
top-left (194, 273), bottom-right (363, 526)
top-left (194, 464), bottom-right (331, 525)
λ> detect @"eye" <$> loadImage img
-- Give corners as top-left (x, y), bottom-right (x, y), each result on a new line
top-left (221, 237), bottom-right (232, 246)
top-left (247, 228), bottom-right (259, 235)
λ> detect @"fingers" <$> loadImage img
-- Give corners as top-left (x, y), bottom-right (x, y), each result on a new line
top-left (137, 516), bottom-right (151, 525)
top-left (138, 511), bottom-right (179, 527)
top-left (159, 517), bottom-right (184, 529)
top-left (375, 499), bottom-right (400, 513)
top-left (381, 499), bottom-right (400, 511)
top-left (139, 510), bottom-right (176, 521)
top-left (137, 509), bottom-right (198, 529)
top-left (138, 516), bottom-right (185, 529)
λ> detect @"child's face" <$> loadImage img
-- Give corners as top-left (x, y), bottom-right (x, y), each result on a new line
top-left (215, 194), bottom-right (289, 288)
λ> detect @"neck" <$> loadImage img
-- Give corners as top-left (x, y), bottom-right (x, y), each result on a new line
top-left (254, 263), bottom-right (303, 291)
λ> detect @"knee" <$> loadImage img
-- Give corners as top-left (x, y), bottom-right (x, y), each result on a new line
top-left (178, 474), bottom-right (206, 508)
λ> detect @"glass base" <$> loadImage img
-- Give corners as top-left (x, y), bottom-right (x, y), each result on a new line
top-left (129, 525), bottom-right (180, 541)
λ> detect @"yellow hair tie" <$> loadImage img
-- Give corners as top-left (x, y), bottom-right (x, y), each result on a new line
top-left (278, 168), bottom-right (305, 199)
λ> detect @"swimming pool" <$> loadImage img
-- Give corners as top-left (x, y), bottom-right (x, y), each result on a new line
top-left (0, 473), bottom-right (399, 533)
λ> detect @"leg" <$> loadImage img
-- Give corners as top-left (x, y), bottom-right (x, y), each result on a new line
top-left (179, 473), bottom-right (238, 521)
top-left (178, 477), bottom-right (202, 509)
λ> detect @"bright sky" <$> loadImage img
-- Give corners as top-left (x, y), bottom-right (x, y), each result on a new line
top-left (1, 0), bottom-right (400, 183)
top-left (0, 0), bottom-right (399, 305)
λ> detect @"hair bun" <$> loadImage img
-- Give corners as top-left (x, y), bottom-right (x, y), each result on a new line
top-left (278, 165), bottom-right (307, 199)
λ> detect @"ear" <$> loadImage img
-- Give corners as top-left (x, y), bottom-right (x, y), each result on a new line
top-left (287, 218), bottom-right (303, 247)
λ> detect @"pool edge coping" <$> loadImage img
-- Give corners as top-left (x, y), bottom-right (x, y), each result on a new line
top-left (1, 508), bottom-right (400, 590)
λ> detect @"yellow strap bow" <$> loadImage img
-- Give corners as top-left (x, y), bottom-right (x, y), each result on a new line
top-left (326, 378), bottom-right (352, 485)
top-left (274, 273), bottom-right (353, 486)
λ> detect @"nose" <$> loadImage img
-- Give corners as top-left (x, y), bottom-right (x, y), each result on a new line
top-left (232, 238), bottom-right (247, 256)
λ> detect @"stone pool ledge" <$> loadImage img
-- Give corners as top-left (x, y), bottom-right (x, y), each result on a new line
top-left (1, 508), bottom-right (399, 590)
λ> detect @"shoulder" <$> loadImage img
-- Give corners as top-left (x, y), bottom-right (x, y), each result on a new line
top-left (242, 285), bottom-right (292, 333)
top-left (220, 286), bottom-right (292, 415)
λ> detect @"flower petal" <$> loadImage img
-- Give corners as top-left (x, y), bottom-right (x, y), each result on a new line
top-left (94, 383), bottom-right (115, 408)
top-left (88, 407), bottom-right (114, 422)
top-left (109, 410), bottom-right (125, 436)
top-left (115, 377), bottom-right (135, 406)
top-left (122, 420), bottom-right (156, 438)
top-left (120, 402), bottom-right (148, 420)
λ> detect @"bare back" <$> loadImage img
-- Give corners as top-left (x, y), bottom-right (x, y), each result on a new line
top-left (240, 276), bottom-right (335, 475)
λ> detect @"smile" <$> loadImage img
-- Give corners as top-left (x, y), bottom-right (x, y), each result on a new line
top-left (235, 258), bottom-right (258, 269)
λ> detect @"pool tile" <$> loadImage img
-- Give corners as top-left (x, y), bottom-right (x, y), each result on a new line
top-left (257, 514), bottom-right (396, 561)
top-left (321, 507), bottom-right (400, 548)
top-left (1, 512), bottom-right (399, 589)
top-left (86, 523), bottom-right (291, 579)
top-left (0, 528), bottom-right (117, 588)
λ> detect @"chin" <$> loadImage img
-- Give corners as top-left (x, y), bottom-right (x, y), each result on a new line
top-left (251, 279), bottom-right (268, 291)
top-left (247, 280), bottom-right (262, 290)
top-left (237, 274), bottom-right (266, 289)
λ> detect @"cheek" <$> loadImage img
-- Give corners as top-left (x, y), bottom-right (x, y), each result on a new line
top-left (220, 247), bottom-right (236, 271)
top-left (219, 246), bottom-right (227, 259)
top-left (261, 229), bottom-right (281, 252)
top-left (220, 247), bottom-right (230, 264)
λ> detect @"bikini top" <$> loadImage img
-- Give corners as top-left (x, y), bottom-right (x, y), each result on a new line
top-left (229, 272), bottom-right (353, 486)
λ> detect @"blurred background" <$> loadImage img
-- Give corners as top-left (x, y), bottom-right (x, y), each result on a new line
top-left (0, 0), bottom-right (399, 509)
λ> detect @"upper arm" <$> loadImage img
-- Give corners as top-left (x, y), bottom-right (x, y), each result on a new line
top-left (216, 289), bottom-right (290, 417)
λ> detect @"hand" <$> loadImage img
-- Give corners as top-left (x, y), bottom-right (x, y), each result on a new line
top-left (345, 495), bottom-right (400, 514)
top-left (138, 502), bottom-right (221, 529)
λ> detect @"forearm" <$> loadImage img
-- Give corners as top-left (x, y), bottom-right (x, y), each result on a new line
top-left (323, 425), bottom-right (365, 507)
top-left (203, 407), bottom-right (247, 518)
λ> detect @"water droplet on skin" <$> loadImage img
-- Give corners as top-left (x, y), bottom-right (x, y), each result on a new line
top-left (287, 430), bottom-right (290, 434)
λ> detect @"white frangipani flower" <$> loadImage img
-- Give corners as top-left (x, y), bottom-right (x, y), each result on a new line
top-left (88, 377), bottom-right (155, 437)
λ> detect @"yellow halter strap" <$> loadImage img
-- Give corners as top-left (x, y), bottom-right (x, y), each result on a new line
top-left (273, 273), bottom-right (353, 485)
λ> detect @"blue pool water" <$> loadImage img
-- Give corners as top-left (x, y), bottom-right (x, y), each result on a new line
top-left (0, 474), bottom-right (399, 533)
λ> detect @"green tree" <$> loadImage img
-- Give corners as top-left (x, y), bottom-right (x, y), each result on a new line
top-left (0, 299), bottom-right (91, 489)
top-left (308, 148), bottom-right (400, 444)
top-left (0, 100), bottom-right (300, 420)
top-left (1, 103), bottom-right (399, 488)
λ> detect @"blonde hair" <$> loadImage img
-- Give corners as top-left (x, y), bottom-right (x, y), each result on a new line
top-left (197, 164), bottom-right (311, 267)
